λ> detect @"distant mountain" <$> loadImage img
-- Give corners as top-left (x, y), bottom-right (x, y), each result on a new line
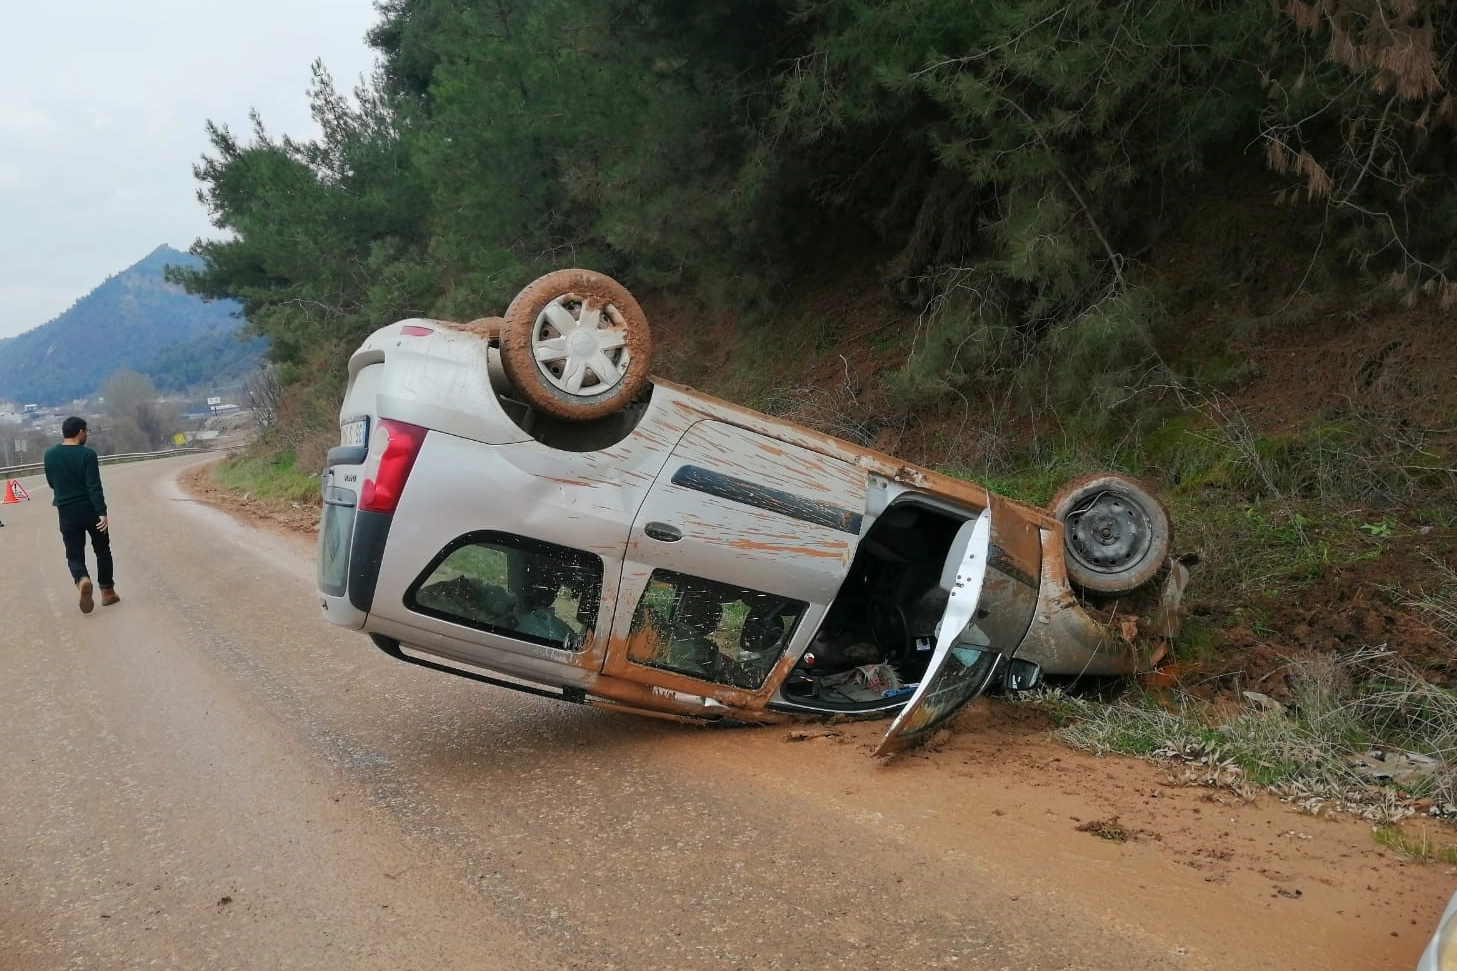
top-left (0, 245), bottom-right (265, 405)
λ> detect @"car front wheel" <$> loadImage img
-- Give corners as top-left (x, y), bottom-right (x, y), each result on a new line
top-left (1050, 473), bottom-right (1171, 595)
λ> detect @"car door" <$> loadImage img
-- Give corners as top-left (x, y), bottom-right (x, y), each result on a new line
top-left (602, 419), bottom-right (869, 705)
top-left (873, 509), bottom-right (1001, 755)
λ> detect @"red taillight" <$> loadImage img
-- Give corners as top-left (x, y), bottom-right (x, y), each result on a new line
top-left (359, 420), bottom-right (427, 514)
top-left (400, 324), bottom-right (434, 337)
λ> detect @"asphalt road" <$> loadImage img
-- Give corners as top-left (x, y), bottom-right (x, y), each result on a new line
top-left (0, 457), bottom-right (1433, 970)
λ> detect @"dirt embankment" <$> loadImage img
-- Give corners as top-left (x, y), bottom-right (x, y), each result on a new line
top-left (179, 462), bottom-right (320, 537)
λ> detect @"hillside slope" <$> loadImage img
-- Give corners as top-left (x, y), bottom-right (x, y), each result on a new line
top-left (0, 245), bottom-right (263, 404)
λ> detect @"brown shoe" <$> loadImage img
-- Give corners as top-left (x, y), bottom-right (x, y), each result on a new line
top-left (77, 577), bottom-right (94, 614)
top-left (101, 587), bottom-right (120, 607)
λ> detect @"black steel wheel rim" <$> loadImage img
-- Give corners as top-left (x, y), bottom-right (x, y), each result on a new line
top-left (1065, 490), bottom-right (1152, 577)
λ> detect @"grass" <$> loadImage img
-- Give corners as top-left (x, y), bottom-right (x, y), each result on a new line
top-left (1373, 824), bottom-right (1457, 863)
top-left (1403, 560), bottom-right (1457, 646)
top-left (1026, 646), bottom-right (1457, 824)
top-left (212, 449), bottom-right (321, 505)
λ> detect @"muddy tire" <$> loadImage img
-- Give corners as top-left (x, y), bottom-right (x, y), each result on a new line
top-left (1050, 474), bottom-right (1171, 595)
top-left (500, 269), bottom-right (652, 421)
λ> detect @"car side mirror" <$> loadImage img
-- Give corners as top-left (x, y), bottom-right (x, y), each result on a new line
top-left (1003, 658), bottom-right (1042, 692)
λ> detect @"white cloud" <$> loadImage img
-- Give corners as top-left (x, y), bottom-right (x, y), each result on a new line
top-left (0, 0), bottom-right (381, 340)
top-left (0, 102), bottom-right (58, 134)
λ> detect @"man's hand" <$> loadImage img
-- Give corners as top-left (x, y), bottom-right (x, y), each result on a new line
top-left (96, 516), bottom-right (108, 533)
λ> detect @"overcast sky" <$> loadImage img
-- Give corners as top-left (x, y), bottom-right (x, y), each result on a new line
top-left (0, 1), bottom-right (383, 340)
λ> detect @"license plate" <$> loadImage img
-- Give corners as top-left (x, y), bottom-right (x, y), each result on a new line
top-left (340, 417), bottom-right (369, 448)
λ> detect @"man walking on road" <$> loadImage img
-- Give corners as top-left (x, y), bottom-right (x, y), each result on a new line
top-left (43, 417), bottom-right (119, 613)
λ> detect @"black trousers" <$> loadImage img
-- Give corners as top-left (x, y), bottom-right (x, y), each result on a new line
top-left (58, 501), bottom-right (113, 589)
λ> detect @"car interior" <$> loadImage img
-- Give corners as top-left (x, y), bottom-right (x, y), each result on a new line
top-left (782, 500), bottom-right (979, 710)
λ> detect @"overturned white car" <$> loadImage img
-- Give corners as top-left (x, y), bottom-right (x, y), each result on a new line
top-left (316, 270), bottom-right (1182, 753)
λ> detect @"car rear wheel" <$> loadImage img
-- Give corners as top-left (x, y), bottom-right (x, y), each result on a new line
top-left (500, 269), bottom-right (652, 421)
top-left (1050, 474), bottom-right (1171, 595)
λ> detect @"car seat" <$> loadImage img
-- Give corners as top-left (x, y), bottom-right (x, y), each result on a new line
top-left (664, 597), bottom-right (725, 679)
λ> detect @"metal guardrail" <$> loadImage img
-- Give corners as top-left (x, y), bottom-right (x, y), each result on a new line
top-left (0, 445), bottom-right (242, 480)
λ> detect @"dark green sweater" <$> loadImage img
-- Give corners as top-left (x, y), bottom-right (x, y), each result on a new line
top-left (43, 443), bottom-right (107, 515)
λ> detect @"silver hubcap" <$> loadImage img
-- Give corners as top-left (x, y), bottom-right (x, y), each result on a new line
top-left (1066, 491), bottom-right (1150, 575)
top-left (530, 295), bottom-right (631, 397)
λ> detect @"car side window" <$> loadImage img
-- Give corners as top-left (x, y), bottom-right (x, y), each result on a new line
top-left (626, 570), bottom-right (806, 689)
top-left (407, 532), bottom-right (602, 651)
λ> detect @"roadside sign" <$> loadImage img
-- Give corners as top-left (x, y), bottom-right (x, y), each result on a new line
top-left (173, 433), bottom-right (187, 446)
top-left (14, 439), bottom-right (25, 454)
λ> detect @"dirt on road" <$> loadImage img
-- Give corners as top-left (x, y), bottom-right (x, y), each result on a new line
top-left (176, 460), bottom-right (1454, 969)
